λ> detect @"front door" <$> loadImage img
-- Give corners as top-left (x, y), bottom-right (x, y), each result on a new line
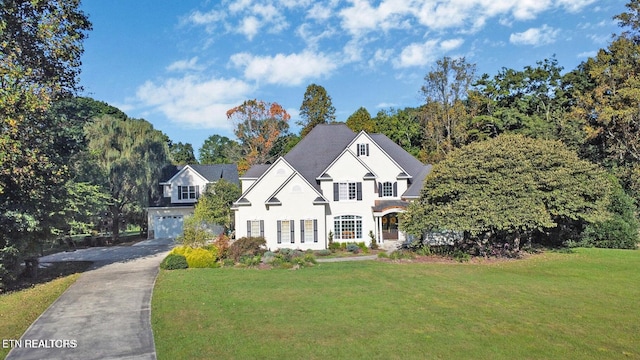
top-left (381, 213), bottom-right (398, 240)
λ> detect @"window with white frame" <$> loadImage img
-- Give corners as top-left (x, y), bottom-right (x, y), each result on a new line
top-left (358, 143), bottom-right (369, 156)
top-left (334, 215), bottom-right (362, 240)
top-left (277, 220), bottom-right (295, 244)
top-left (382, 182), bottom-right (394, 197)
top-left (302, 219), bottom-right (317, 243)
top-left (178, 185), bottom-right (199, 200)
top-left (334, 182), bottom-right (361, 201)
top-left (247, 220), bottom-right (263, 237)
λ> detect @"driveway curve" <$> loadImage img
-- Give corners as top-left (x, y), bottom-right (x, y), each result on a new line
top-left (6, 238), bottom-right (175, 360)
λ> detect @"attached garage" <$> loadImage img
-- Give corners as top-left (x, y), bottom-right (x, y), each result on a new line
top-left (147, 206), bottom-right (194, 239)
top-left (154, 215), bottom-right (184, 239)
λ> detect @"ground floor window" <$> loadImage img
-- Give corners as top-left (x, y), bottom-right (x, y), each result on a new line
top-left (301, 219), bottom-right (318, 243)
top-left (247, 220), bottom-right (264, 237)
top-left (277, 220), bottom-right (295, 244)
top-left (334, 215), bottom-right (362, 240)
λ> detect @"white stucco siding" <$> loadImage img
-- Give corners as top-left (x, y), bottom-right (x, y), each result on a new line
top-left (234, 162), bottom-right (328, 250)
top-left (169, 168), bottom-right (209, 204)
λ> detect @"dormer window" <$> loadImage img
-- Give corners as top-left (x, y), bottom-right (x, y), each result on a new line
top-left (378, 181), bottom-right (397, 197)
top-left (357, 143), bottom-right (369, 156)
top-left (178, 185), bottom-right (199, 200)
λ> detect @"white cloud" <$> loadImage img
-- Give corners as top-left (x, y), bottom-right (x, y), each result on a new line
top-left (166, 57), bottom-right (204, 72)
top-left (186, 9), bottom-right (225, 25)
top-left (230, 50), bottom-right (338, 86)
top-left (509, 25), bottom-right (559, 46)
top-left (394, 38), bottom-right (464, 68)
top-left (239, 16), bottom-right (261, 40)
top-left (135, 76), bottom-right (254, 129)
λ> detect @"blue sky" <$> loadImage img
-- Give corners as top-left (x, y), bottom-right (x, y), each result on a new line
top-left (78, 0), bottom-right (627, 156)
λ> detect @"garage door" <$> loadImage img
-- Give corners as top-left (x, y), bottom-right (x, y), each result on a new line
top-left (155, 215), bottom-right (184, 239)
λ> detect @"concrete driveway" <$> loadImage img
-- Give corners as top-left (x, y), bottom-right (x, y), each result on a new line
top-left (6, 237), bottom-right (175, 360)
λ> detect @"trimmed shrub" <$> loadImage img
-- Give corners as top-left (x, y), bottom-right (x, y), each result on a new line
top-left (160, 253), bottom-right (188, 270)
top-left (228, 237), bottom-right (266, 262)
top-left (346, 243), bottom-right (360, 253)
top-left (328, 242), bottom-right (341, 251)
top-left (171, 245), bottom-right (219, 268)
top-left (315, 249), bottom-right (332, 256)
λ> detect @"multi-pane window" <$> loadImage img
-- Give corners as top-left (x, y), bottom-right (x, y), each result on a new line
top-left (277, 220), bottom-right (295, 244)
top-left (178, 185), bottom-right (199, 200)
top-left (302, 219), bottom-right (316, 243)
top-left (334, 215), bottom-right (362, 240)
top-left (335, 182), bottom-right (361, 201)
top-left (382, 182), bottom-right (394, 197)
top-left (248, 220), bottom-right (263, 237)
top-left (358, 143), bottom-right (369, 156)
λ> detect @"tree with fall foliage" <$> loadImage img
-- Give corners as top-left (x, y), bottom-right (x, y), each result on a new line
top-left (227, 99), bottom-right (290, 173)
top-left (346, 107), bottom-right (375, 133)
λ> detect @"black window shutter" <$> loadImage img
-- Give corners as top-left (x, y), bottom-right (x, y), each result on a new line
top-left (333, 183), bottom-right (339, 201)
top-left (247, 220), bottom-right (251, 237)
top-left (300, 220), bottom-right (305, 243)
top-left (393, 182), bottom-right (398, 197)
top-left (378, 183), bottom-right (382, 197)
top-left (277, 220), bottom-right (282, 244)
top-left (313, 219), bottom-right (318, 243)
top-left (260, 220), bottom-right (264, 237)
top-left (366, 143), bottom-right (369, 156)
top-left (290, 220), bottom-right (295, 244)
top-left (178, 186), bottom-right (182, 200)
top-left (196, 185), bottom-right (200, 199)
top-left (356, 182), bottom-right (362, 200)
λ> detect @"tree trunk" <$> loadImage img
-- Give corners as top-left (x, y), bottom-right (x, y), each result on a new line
top-left (110, 206), bottom-right (121, 243)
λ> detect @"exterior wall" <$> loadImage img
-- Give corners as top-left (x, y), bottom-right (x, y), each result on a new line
top-left (168, 168), bottom-right (209, 204)
top-left (234, 161), bottom-right (328, 251)
top-left (147, 206), bottom-right (194, 239)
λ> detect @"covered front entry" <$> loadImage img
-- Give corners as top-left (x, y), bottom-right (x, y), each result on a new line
top-left (372, 200), bottom-right (409, 245)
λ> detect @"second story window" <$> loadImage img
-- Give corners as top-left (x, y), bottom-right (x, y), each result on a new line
top-left (178, 185), bottom-right (199, 200)
top-left (378, 181), bottom-right (397, 198)
top-left (357, 143), bottom-right (369, 156)
top-left (334, 182), bottom-right (362, 201)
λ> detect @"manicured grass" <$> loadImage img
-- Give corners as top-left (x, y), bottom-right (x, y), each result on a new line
top-left (151, 248), bottom-right (640, 359)
top-left (0, 273), bottom-right (81, 359)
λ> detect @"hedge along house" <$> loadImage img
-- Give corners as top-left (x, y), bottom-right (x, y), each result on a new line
top-left (147, 164), bottom-right (239, 239)
top-left (232, 124), bottom-right (432, 250)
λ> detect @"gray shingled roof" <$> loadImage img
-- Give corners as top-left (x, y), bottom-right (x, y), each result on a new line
top-left (242, 164), bottom-right (271, 178)
top-left (161, 164), bottom-right (239, 185)
top-left (402, 164), bottom-right (432, 198)
top-left (369, 134), bottom-right (425, 177)
top-left (284, 123), bottom-right (357, 190)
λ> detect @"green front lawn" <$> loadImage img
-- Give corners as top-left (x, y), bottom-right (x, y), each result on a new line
top-left (151, 248), bottom-right (640, 359)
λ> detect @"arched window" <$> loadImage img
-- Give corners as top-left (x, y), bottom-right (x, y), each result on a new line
top-left (334, 215), bottom-right (362, 240)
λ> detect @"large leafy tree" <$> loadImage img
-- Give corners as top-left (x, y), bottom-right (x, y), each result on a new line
top-left (226, 99), bottom-right (290, 173)
top-left (345, 107), bottom-right (375, 133)
top-left (569, 2), bottom-right (640, 197)
top-left (374, 107), bottom-right (424, 159)
top-left (298, 83), bottom-right (336, 137)
top-left (401, 134), bottom-right (611, 251)
top-left (169, 142), bottom-right (197, 165)
top-left (469, 58), bottom-right (583, 148)
top-left (198, 134), bottom-right (240, 165)
top-left (420, 56), bottom-right (476, 162)
top-left (0, 0), bottom-right (91, 288)
top-left (84, 116), bottom-right (170, 241)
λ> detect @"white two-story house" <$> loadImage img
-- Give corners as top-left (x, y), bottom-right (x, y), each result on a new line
top-left (148, 164), bottom-right (239, 239)
top-left (233, 124), bottom-right (432, 250)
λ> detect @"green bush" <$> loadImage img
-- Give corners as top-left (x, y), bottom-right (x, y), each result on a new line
top-left (581, 183), bottom-right (639, 249)
top-left (160, 253), bottom-right (188, 270)
top-left (328, 242), bottom-right (341, 251)
top-left (315, 249), bottom-right (332, 256)
top-left (228, 237), bottom-right (266, 262)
